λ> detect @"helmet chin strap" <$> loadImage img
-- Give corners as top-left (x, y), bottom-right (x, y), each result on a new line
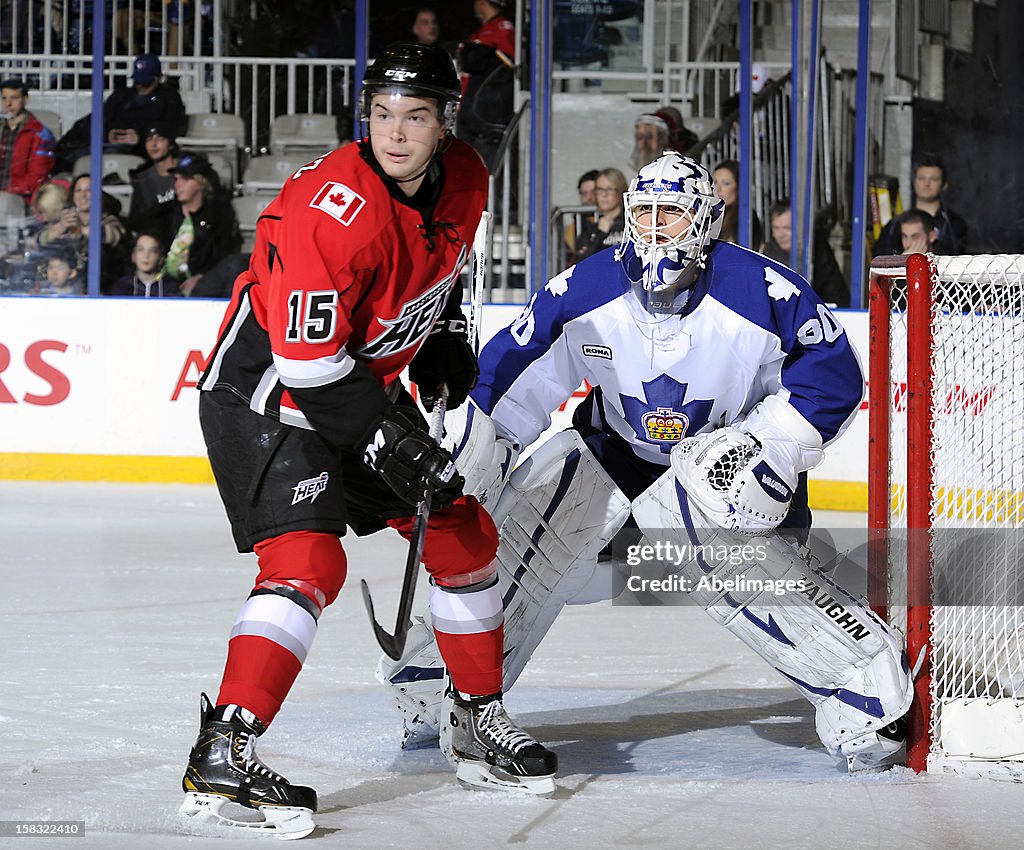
top-left (640, 250), bottom-right (704, 313)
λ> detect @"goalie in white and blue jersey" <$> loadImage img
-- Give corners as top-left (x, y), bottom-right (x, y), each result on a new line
top-left (381, 152), bottom-right (913, 780)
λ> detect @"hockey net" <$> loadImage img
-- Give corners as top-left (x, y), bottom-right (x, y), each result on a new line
top-left (868, 253), bottom-right (1024, 777)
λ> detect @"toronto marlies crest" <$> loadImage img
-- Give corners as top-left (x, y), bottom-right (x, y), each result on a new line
top-left (358, 244), bottom-right (469, 359)
top-left (619, 374), bottom-right (713, 453)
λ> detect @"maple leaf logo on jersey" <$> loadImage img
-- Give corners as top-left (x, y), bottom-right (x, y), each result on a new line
top-left (310, 182), bottom-right (366, 226)
top-left (291, 472), bottom-right (329, 506)
top-left (359, 244), bottom-right (469, 359)
top-left (545, 270), bottom-right (570, 297)
top-left (619, 375), bottom-right (713, 453)
top-left (765, 265), bottom-right (801, 301)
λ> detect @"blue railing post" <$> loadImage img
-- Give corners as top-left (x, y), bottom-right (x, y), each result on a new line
top-left (739, 0), bottom-right (752, 249)
top-left (850, 0), bottom-right (872, 308)
top-left (86, 0), bottom-right (106, 297)
top-left (529, 0), bottom-right (552, 293)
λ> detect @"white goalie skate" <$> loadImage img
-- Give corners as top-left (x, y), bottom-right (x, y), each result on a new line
top-left (440, 685), bottom-right (557, 795)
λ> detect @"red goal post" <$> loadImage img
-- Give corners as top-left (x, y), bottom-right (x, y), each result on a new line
top-left (868, 253), bottom-right (1024, 777)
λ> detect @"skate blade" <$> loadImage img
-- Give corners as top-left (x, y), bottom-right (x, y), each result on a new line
top-left (401, 724), bottom-right (440, 750)
top-left (178, 792), bottom-right (315, 840)
top-left (455, 761), bottom-right (556, 796)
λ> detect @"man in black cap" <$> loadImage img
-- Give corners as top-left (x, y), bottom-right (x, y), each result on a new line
top-left (128, 120), bottom-right (180, 228)
top-left (139, 152), bottom-right (240, 295)
top-left (103, 53), bottom-right (186, 154)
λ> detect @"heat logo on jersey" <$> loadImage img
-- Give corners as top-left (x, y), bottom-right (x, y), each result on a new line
top-left (641, 407), bottom-right (689, 443)
top-left (291, 472), bottom-right (329, 505)
top-left (309, 182), bottom-right (366, 226)
top-left (359, 244), bottom-right (469, 358)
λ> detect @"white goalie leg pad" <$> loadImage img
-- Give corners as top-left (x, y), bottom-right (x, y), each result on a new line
top-left (376, 616), bottom-right (446, 749)
top-left (632, 471), bottom-right (913, 769)
top-left (493, 430), bottom-right (632, 687)
top-left (380, 430), bottom-right (631, 746)
top-left (442, 398), bottom-right (520, 508)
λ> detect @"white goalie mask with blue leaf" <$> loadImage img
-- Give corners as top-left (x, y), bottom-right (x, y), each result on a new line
top-left (619, 153), bottom-right (725, 312)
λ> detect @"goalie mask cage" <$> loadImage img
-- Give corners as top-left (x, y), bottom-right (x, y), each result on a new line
top-left (868, 253), bottom-right (1024, 777)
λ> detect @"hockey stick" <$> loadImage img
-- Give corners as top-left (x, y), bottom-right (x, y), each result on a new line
top-left (469, 210), bottom-right (491, 355)
top-left (360, 389), bottom-right (448, 660)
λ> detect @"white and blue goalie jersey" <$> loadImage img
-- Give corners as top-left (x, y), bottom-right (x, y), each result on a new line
top-left (472, 241), bottom-right (864, 466)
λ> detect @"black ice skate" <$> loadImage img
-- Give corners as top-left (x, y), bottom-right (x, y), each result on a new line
top-left (178, 693), bottom-right (317, 839)
top-left (440, 687), bottom-right (557, 794)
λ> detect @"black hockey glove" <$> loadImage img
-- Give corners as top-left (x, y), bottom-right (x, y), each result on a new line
top-left (409, 332), bottom-right (479, 412)
top-left (363, 406), bottom-right (465, 510)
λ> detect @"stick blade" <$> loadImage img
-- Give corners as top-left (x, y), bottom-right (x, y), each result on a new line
top-left (360, 579), bottom-right (406, 660)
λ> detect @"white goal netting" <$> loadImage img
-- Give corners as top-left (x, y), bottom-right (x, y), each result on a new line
top-left (880, 254), bottom-right (1024, 776)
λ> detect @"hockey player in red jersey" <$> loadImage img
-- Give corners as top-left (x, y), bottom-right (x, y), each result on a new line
top-left (178, 43), bottom-right (555, 839)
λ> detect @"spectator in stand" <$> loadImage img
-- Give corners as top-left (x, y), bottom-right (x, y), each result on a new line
top-left (110, 231), bottom-right (179, 297)
top-left (105, 53), bottom-right (187, 153)
top-left (762, 198), bottom-right (849, 307)
top-left (38, 173), bottom-right (128, 292)
top-left (24, 176), bottom-right (70, 244)
top-left (574, 167), bottom-right (627, 262)
top-left (627, 109), bottom-right (697, 175)
top-left (713, 159), bottom-right (763, 249)
top-left (0, 78), bottom-right (55, 201)
top-left (128, 121), bottom-right (179, 229)
top-left (577, 169), bottom-right (598, 207)
top-left (40, 250), bottom-right (82, 296)
top-left (563, 168), bottom-right (599, 265)
top-left (54, 52), bottom-right (187, 169)
top-left (628, 112), bottom-right (670, 174)
top-left (653, 106), bottom-right (699, 154)
top-left (411, 7), bottom-right (440, 46)
top-left (896, 209), bottom-right (939, 255)
top-left (873, 156), bottom-right (967, 256)
top-left (140, 152), bottom-right (241, 296)
top-left (457, 0), bottom-right (515, 170)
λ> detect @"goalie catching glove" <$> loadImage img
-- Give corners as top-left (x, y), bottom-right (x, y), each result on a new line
top-left (672, 426), bottom-right (797, 533)
top-left (364, 406), bottom-right (465, 509)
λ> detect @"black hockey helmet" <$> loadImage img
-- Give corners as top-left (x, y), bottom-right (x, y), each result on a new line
top-left (360, 43), bottom-right (461, 131)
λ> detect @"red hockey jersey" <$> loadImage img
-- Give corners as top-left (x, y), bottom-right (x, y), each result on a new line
top-left (199, 138), bottom-right (487, 450)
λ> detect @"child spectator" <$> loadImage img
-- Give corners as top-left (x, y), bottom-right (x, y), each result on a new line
top-left (110, 231), bottom-right (179, 297)
top-left (41, 251), bottom-right (81, 296)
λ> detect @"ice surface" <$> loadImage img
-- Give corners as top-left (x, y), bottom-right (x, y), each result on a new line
top-left (2, 482), bottom-right (1023, 849)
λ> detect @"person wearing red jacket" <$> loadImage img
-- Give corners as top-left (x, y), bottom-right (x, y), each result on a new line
top-left (457, 0), bottom-right (516, 169)
top-left (0, 79), bottom-right (55, 202)
top-left (177, 43), bottom-right (556, 840)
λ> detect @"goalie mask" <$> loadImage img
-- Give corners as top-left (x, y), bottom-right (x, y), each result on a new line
top-left (619, 153), bottom-right (724, 312)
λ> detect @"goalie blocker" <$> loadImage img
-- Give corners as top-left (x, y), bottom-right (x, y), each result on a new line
top-left (382, 409), bottom-right (912, 772)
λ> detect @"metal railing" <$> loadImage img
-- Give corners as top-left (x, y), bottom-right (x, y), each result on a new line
top-left (0, 52), bottom-right (354, 154)
top-left (1, 0), bottom-right (223, 60)
top-left (688, 57), bottom-right (885, 272)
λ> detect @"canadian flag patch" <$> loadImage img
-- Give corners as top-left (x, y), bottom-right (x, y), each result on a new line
top-left (310, 182), bottom-right (366, 226)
